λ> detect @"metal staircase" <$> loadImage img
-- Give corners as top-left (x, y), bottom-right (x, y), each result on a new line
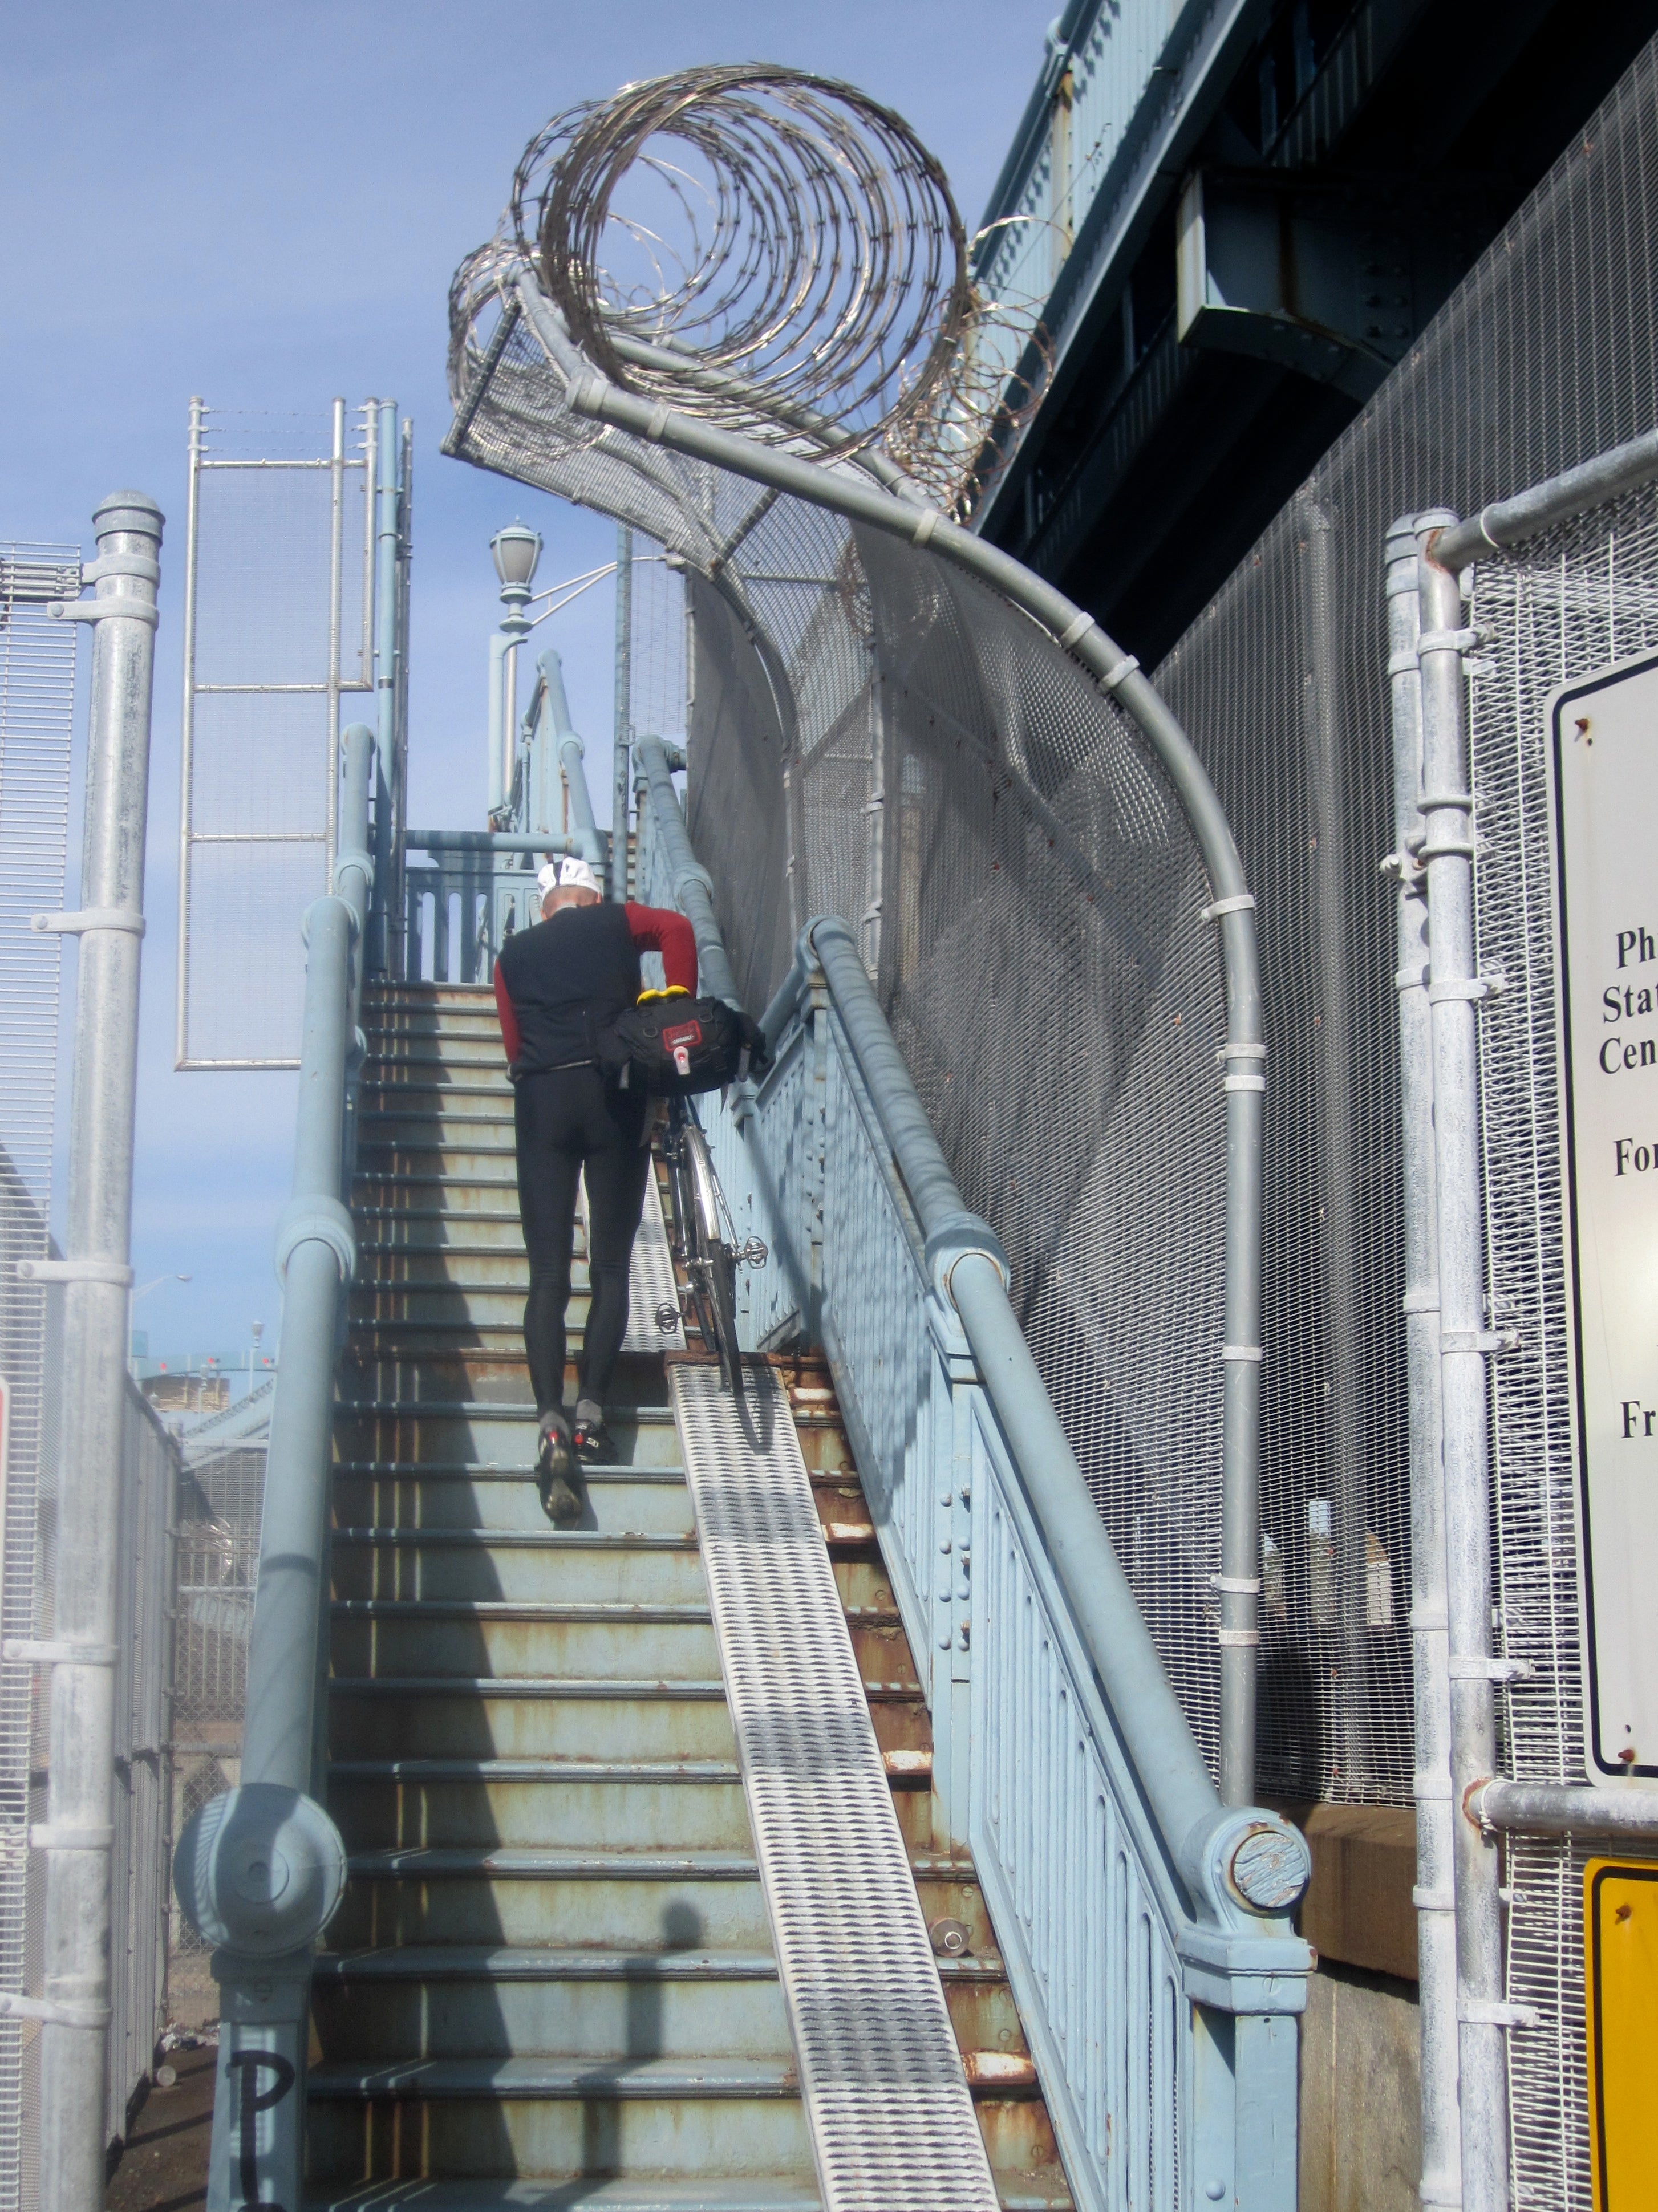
top-left (305, 977), bottom-right (1072, 2209)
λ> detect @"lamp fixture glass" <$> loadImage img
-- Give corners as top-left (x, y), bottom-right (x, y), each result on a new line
top-left (491, 522), bottom-right (542, 591)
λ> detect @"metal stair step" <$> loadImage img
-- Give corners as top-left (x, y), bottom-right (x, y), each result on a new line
top-left (327, 1848), bottom-right (993, 1953)
top-left (310, 2178), bottom-right (824, 2210)
top-left (331, 1402), bottom-right (684, 1466)
top-left (332, 1465), bottom-right (693, 1536)
top-left (327, 1682), bottom-right (737, 1762)
top-left (306, 2060), bottom-right (815, 2187)
top-left (329, 1528), bottom-right (706, 1606)
top-left (312, 1947), bottom-right (793, 2063)
top-left (325, 1756), bottom-right (753, 1851)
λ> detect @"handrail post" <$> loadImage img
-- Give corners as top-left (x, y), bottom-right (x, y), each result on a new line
top-left (173, 736), bottom-right (370, 2212)
top-left (1417, 523), bottom-right (1511, 2212)
top-left (31, 492), bottom-right (163, 2212)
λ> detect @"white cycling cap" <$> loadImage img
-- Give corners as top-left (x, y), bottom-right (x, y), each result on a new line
top-left (538, 855), bottom-right (602, 900)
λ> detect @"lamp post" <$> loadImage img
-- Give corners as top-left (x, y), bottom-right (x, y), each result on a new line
top-left (489, 523), bottom-right (542, 819)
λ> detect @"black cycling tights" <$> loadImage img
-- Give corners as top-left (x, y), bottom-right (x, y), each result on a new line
top-left (513, 1066), bottom-right (651, 1417)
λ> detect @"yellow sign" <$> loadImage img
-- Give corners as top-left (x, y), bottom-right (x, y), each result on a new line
top-left (1586, 1858), bottom-right (1658, 2209)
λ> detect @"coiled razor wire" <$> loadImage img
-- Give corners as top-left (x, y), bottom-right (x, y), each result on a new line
top-left (449, 64), bottom-right (1051, 513)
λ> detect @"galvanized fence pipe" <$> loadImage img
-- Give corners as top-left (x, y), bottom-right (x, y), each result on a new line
top-left (370, 398), bottom-right (400, 975)
top-left (1384, 516), bottom-right (1461, 2212)
top-left (7, 493), bottom-right (165, 2212)
top-left (1416, 527), bottom-right (1510, 2212)
top-left (172, 734), bottom-right (370, 2212)
top-left (544, 299), bottom-right (1265, 1803)
top-left (634, 736), bottom-right (741, 1005)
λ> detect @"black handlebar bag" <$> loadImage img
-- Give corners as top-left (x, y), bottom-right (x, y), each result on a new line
top-left (599, 993), bottom-right (768, 1097)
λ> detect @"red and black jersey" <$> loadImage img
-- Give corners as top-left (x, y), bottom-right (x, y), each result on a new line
top-left (494, 902), bottom-right (697, 1078)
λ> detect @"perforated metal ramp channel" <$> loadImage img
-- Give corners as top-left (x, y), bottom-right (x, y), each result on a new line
top-left (671, 1363), bottom-right (1000, 2212)
top-left (583, 1162), bottom-right (686, 1350)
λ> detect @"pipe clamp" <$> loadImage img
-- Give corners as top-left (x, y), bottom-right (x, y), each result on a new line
top-left (1412, 1885), bottom-right (1455, 1912)
top-left (274, 1196), bottom-right (357, 1286)
top-left (1209, 1575), bottom-right (1261, 1595)
top-left (909, 507), bottom-right (941, 546)
top-left (31, 908), bottom-right (145, 937)
top-left (1418, 627), bottom-right (1483, 655)
top-left (1458, 1999), bottom-right (1541, 2031)
top-left (1442, 1326), bottom-right (1519, 1356)
top-left (14, 1257), bottom-right (133, 1288)
top-left (1427, 976), bottom-right (1501, 1005)
top-left (1220, 1343), bottom-right (1263, 1362)
top-left (1100, 652), bottom-right (1140, 692)
top-left (1449, 1654), bottom-right (1533, 1682)
top-left (47, 595), bottom-right (158, 630)
top-left (81, 553), bottom-right (160, 585)
top-left (3, 1639), bottom-right (118, 1667)
top-left (1201, 893), bottom-right (1256, 920)
top-left (1215, 1627), bottom-right (1260, 1647)
top-left (331, 847), bottom-right (374, 896)
top-left (0, 1992), bottom-right (112, 2030)
top-left (1056, 610), bottom-right (1095, 651)
top-left (31, 1825), bottom-right (113, 1851)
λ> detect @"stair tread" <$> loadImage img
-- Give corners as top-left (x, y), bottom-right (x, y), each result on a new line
top-left (347, 1848), bottom-right (763, 1878)
top-left (315, 1943), bottom-right (1003, 1983)
top-left (331, 1529), bottom-right (697, 1551)
top-left (329, 1758), bottom-right (742, 1781)
top-left (311, 2182), bottom-right (822, 2210)
top-left (330, 1678), bottom-right (727, 1698)
top-left (316, 1946), bottom-right (779, 1981)
top-left (331, 1600), bottom-right (717, 1622)
top-left (309, 2056), bottom-right (797, 2098)
top-left (344, 1848), bottom-right (976, 1878)
top-left (334, 1463), bottom-right (687, 1480)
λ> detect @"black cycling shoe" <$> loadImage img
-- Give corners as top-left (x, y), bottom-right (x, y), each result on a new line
top-left (536, 1415), bottom-right (582, 1525)
top-left (571, 1418), bottom-right (618, 1465)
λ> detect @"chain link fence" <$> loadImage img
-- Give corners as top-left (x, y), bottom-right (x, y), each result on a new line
top-left (0, 540), bottom-right (77, 2210)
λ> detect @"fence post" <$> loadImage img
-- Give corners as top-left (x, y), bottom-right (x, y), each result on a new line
top-left (1417, 521), bottom-right (1510, 2212)
top-left (27, 492), bottom-right (163, 2212)
top-left (1385, 515), bottom-right (1462, 2209)
top-left (369, 397), bottom-right (400, 975)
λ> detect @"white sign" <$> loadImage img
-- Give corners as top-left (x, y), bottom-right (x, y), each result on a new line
top-left (1548, 650), bottom-right (1658, 1781)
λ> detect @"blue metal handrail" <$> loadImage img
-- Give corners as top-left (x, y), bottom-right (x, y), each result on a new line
top-left (171, 725), bottom-right (376, 2211)
top-left (635, 769), bottom-right (1311, 2212)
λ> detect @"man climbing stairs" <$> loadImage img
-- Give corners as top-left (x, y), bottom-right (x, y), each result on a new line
top-left (305, 977), bottom-right (1073, 2209)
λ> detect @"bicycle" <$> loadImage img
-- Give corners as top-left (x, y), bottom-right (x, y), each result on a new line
top-left (657, 1094), bottom-right (765, 1394)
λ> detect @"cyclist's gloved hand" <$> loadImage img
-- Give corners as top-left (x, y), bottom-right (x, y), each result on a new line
top-left (736, 1010), bottom-right (771, 1080)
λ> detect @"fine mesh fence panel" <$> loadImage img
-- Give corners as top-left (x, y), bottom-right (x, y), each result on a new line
top-left (1462, 482), bottom-right (1658, 2212)
top-left (0, 541), bottom-right (77, 2211)
top-left (179, 404), bottom-right (372, 1068)
top-left (169, 1445), bottom-right (264, 2028)
top-left (107, 1388), bottom-right (177, 2142)
top-left (685, 504), bottom-right (1230, 1769)
top-left (628, 549), bottom-right (686, 746)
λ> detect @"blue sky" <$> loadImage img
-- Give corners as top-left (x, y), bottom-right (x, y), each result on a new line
top-left (1, 1), bottom-right (1049, 1365)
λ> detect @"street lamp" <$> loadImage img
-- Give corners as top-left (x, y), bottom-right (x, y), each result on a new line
top-left (489, 526), bottom-right (542, 819)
